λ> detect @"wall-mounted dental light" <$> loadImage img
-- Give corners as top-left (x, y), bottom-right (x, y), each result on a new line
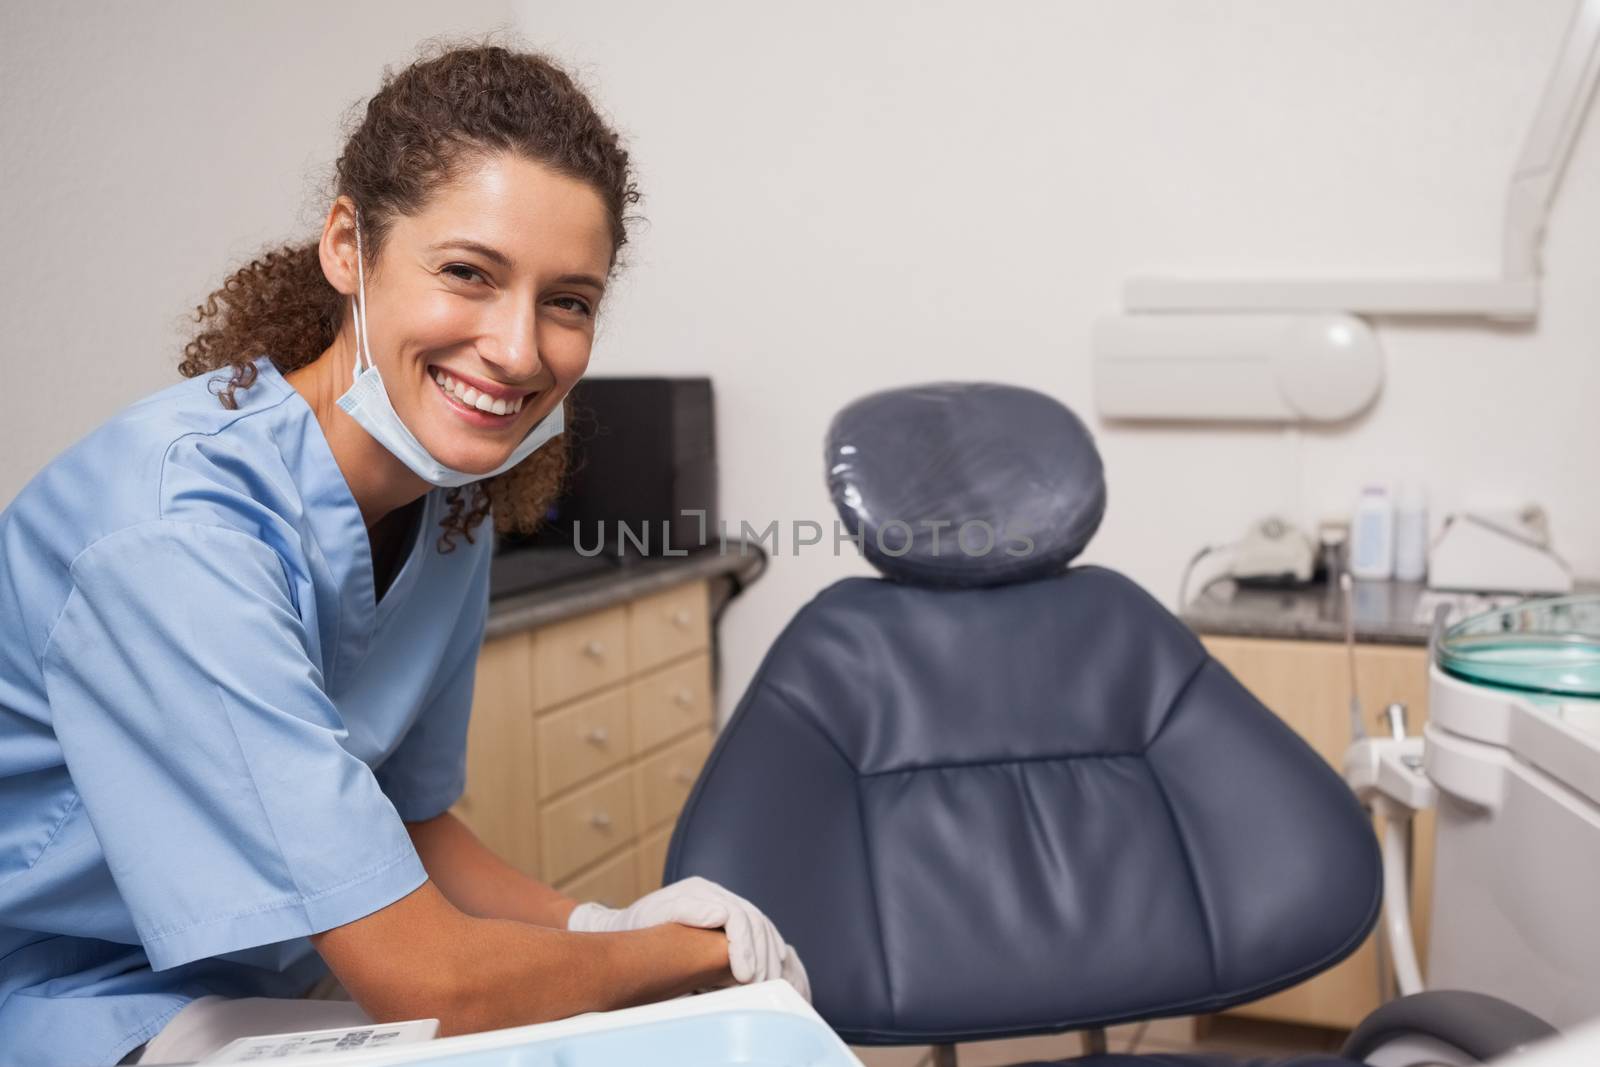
top-left (1093, 313), bottom-right (1383, 423)
top-left (1092, 0), bottom-right (1600, 424)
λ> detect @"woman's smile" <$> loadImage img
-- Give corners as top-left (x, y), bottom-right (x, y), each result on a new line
top-left (428, 364), bottom-right (534, 428)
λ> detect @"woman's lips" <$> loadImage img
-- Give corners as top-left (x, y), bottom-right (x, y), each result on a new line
top-left (428, 364), bottom-right (535, 404)
top-left (430, 372), bottom-right (524, 427)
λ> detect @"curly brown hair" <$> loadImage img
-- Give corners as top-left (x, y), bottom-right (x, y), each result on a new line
top-left (178, 38), bottom-right (639, 552)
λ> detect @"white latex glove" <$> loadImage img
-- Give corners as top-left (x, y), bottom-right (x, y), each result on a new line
top-left (779, 940), bottom-right (812, 1003)
top-left (566, 876), bottom-right (811, 1002)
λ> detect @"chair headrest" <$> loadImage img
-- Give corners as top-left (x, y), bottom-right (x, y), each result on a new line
top-left (825, 382), bottom-right (1106, 587)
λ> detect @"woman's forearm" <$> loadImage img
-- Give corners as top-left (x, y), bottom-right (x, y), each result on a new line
top-left (437, 915), bottom-right (731, 1036)
top-left (405, 810), bottom-right (578, 928)
top-left (314, 879), bottom-right (731, 1038)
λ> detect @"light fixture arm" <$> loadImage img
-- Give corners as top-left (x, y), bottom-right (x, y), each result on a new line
top-left (1123, 0), bottom-right (1600, 322)
top-left (1503, 0), bottom-right (1600, 281)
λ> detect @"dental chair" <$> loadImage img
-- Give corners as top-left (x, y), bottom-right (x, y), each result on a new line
top-left (665, 384), bottom-right (1557, 1067)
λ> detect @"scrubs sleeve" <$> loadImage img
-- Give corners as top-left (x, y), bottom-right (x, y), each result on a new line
top-left (41, 520), bottom-right (428, 972)
top-left (373, 524), bottom-right (492, 823)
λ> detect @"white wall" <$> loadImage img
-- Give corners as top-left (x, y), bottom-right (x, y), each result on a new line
top-left (0, 0), bottom-right (515, 491)
top-left (510, 0), bottom-right (1600, 723)
top-left (5, 4), bottom-right (1596, 729)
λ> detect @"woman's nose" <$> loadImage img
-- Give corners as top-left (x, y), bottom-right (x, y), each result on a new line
top-left (477, 298), bottom-right (543, 381)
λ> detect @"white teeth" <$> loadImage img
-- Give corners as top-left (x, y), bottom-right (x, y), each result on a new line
top-left (430, 368), bottom-right (526, 416)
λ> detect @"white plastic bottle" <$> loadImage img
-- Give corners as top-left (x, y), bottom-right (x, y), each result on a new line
top-left (1393, 483), bottom-right (1429, 582)
top-left (1350, 486), bottom-right (1395, 580)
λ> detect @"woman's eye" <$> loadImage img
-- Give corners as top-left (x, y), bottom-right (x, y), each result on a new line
top-left (551, 296), bottom-right (594, 318)
top-left (442, 263), bottom-right (486, 284)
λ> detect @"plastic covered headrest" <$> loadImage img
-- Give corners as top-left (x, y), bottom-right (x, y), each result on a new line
top-left (826, 383), bottom-right (1105, 587)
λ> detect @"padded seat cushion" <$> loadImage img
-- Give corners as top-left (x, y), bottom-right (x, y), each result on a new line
top-left (668, 566), bottom-right (1381, 1044)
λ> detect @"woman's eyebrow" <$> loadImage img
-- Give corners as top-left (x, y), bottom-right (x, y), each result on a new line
top-left (554, 272), bottom-right (607, 293)
top-left (428, 238), bottom-right (514, 268)
top-left (427, 239), bottom-right (605, 292)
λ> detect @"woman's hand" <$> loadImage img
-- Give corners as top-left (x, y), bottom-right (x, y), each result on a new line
top-left (566, 876), bottom-right (811, 1002)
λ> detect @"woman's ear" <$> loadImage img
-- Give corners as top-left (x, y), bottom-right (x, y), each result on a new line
top-left (318, 196), bottom-right (361, 297)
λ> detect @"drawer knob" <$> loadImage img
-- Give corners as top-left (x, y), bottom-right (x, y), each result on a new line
top-left (671, 608), bottom-right (692, 627)
top-left (673, 688), bottom-right (695, 707)
top-left (582, 639), bottom-right (606, 658)
top-left (672, 768), bottom-right (695, 785)
top-left (589, 811), bottom-right (613, 830)
top-left (585, 727), bottom-right (610, 746)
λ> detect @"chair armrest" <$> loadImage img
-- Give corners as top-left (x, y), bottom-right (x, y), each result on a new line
top-left (1342, 990), bottom-right (1558, 1063)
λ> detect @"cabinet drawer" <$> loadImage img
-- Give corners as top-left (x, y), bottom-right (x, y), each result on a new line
top-left (628, 581), bottom-right (709, 673)
top-left (637, 825), bottom-right (673, 896)
top-left (629, 653), bottom-right (714, 754)
top-left (541, 767), bottom-right (638, 884)
top-left (536, 687), bottom-right (633, 799)
top-left (558, 846), bottom-right (639, 910)
top-left (635, 730), bottom-right (714, 833)
top-left (532, 605), bottom-right (628, 710)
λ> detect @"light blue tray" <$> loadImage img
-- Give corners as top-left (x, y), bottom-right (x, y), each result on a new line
top-left (406, 1010), bottom-right (855, 1067)
top-left (1437, 594), bottom-right (1600, 698)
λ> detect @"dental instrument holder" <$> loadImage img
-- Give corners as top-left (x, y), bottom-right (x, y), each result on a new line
top-left (1340, 563), bottom-right (1426, 1003)
top-left (1344, 728), bottom-right (1434, 1003)
top-left (1341, 605), bottom-right (1455, 1000)
top-left (1339, 571), bottom-right (1399, 999)
top-left (1378, 702), bottom-right (1413, 1005)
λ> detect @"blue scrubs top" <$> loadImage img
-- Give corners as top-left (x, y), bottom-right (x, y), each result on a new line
top-left (0, 354), bottom-right (494, 1067)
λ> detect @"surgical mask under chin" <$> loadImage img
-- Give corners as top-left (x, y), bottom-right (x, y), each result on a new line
top-left (333, 219), bottom-right (564, 489)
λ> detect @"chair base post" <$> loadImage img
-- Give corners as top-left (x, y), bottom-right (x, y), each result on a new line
top-left (1082, 1027), bottom-right (1108, 1055)
top-left (930, 1044), bottom-right (958, 1067)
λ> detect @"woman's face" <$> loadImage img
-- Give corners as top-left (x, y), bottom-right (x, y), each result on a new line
top-left (346, 154), bottom-right (612, 476)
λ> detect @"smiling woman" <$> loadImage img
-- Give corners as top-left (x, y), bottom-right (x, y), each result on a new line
top-left (0, 38), bottom-right (809, 1067)
top-left (180, 43), bottom-right (637, 548)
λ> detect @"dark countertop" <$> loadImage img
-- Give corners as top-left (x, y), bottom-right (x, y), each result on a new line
top-left (1180, 578), bottom-right (1548, 647)
top-left (485, 541), bottom-right (768, 641)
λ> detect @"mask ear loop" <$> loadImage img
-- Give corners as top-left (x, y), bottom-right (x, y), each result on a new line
top-left (349, 214), bottom-right (373, 384)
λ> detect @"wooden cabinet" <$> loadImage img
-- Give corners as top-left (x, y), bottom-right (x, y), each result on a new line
top-left (535, 687), bottom-right (632, 799)
top-left (541, 766), bottom-right (640, 884)
top-left (452, 578), bottom-right (716, 902)
top-left (531, 605), bottom-right (629, 710)
top-left (1202, 636), bottom-right (1436, 1031)
top-left (634, 730), bottom-right (714, 832)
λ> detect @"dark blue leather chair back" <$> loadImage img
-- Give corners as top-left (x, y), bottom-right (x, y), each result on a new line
top-left (666, 385), bottom-right (1381, 1046)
